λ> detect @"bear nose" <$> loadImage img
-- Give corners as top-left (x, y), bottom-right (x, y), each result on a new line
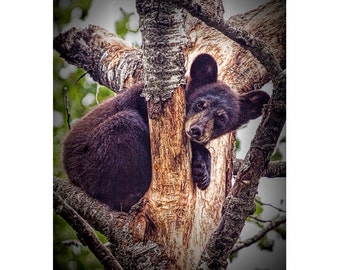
top-left (189, 126), bottom-right (202, 139)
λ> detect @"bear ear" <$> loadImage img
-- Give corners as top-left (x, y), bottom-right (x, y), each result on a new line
top-left (189, 53), bottom-right (218, 88)
top-left (237, 90), bottom-right (270, 126)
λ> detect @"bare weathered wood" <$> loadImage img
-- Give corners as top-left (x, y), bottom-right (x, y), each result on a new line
top-left (187, 132), bottom-right (233, 269)
top-left (144, 86), bottom-right (194, 269)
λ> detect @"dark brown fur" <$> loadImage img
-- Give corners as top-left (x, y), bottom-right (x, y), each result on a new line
top-left (63, 84), bottom-right (151, 211)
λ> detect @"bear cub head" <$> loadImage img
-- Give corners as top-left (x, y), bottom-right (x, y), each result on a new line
top-left (185, 53), bottom-right (270, 144)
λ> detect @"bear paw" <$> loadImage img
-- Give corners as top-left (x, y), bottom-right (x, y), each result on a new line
top-left (192, 157), bottom-right (210, 190)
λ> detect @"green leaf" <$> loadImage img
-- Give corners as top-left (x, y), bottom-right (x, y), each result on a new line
top-left (96, 86), bottom-right (115, 103)
top-left (96, 230), bottom-right (108, 243)
top-left (257, 235), bottom-right (274, 251)
top-left (229, 250), bottom-right (239, 263)
top-left (235, 137), bottom-right (240, 151)
top-left (274, 223), bottom-right (286, 240)
top-left (254, 197), bottom-right (263, 217)
top-left (270, 148), bottom-right (282, 161)
top-left (279, 136), bottom-right (286, 143)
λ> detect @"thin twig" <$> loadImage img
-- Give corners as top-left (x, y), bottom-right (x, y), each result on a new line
top-left (63, 86), bottom-right (71, 130)
top-left (255, 198), bottom-right (286, 213)
top-left (248, 216), bottom-right (273, 223)
top-left (73, 72), bottom-right (87, 84)
top-left (231, 215), bottom-right (286, 254)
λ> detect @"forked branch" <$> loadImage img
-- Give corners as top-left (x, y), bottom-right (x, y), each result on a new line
top-left (175, 0), bottom-right (284, 80)
top-left (54, 190), bottom-right (123, 270)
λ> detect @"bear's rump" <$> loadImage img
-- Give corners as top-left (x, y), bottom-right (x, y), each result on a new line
top-left (63, 109), bottom-right (151, 211)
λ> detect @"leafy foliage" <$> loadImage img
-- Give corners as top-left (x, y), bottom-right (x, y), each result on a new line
top-left (254, 198), bottom-right (264, 217)
top-left (53, 1), bottom-right (111, 268)
top-left (241, 196), bottom-right (286, 257)
top-left (54, 0), bottom-right (92, 32)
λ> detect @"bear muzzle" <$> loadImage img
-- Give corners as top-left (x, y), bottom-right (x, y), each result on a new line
top-left (185, 113), bottom-right (214, 144)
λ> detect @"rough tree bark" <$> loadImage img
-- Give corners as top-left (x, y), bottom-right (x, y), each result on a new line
top-left (135, 1), bottom-right (194, 269)
top-left (53, 0), bottom-right (286, 269)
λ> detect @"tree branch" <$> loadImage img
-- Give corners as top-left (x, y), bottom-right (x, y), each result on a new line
top-left (233, 159), bottom-right (286, 178)
top-left (54, 190), bottom-right (124, 270)
top-left (255, 198), bottom-right (286, 213)
top-left (231, 215), bottom-right (286, 254)
top-left (175, 0), bottom-right (284, 80)
top-left (53, 177), bottom-right (128, 236)
top-left (53, 25), bottom-right (143, 92)
top-left (53, 177), bottom-right (169, 269)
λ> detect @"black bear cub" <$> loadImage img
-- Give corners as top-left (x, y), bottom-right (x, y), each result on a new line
top-left (185, 54), bottom-right (270, 189)
top-left (62, 53), bottom-right (270, 211)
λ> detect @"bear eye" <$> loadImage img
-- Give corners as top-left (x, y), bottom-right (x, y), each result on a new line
top-left (214, 110), bottom-right (228, 127)
top-left (194, 100), bottom-right (207, 112)
top-left (217, 109), bottom-right (228, 117)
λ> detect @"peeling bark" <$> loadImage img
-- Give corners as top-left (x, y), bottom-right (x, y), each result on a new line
top-left (53, 25), bottom-right (143, 92)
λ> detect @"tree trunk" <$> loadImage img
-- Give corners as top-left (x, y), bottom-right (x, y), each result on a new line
top-left (132, 1), bottom-right (237, 268)
top-left (53, 0), bottom-right (286, 269)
